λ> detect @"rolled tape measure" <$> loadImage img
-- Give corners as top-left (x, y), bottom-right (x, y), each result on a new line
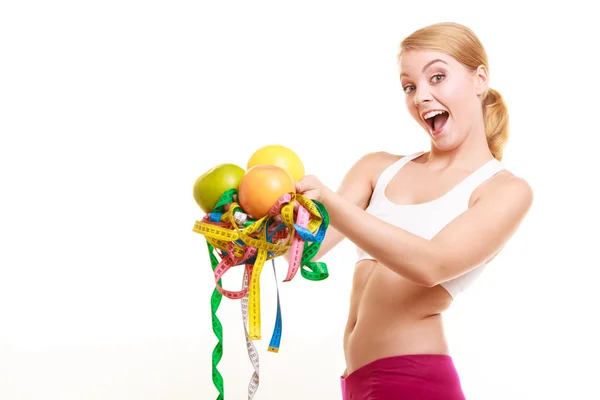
top-left (193, 188), bottom-right (329, 399)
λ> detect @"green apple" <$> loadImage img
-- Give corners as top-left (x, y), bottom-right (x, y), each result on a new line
top-left (193, 163), bottom-right (245, 213)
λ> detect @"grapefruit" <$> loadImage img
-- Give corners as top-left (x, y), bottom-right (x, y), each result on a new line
top-left (247, 144), bottom-right (305, 182)
top-left (193, 163), bottom-right (245, 213)
top-left (238, 165), bottom-right (295, 219)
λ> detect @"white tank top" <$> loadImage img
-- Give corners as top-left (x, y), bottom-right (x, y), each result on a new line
top-left (356, 151), bottom-right (505, 298)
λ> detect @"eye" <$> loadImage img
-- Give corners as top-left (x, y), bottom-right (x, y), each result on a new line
top-left (403, 85), bottom-right (415, 94)
top-left (431, 73), bottom-right (445, 83)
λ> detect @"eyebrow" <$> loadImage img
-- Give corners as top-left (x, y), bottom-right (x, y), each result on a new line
top-left (400, 59), bottom-right (448, 78)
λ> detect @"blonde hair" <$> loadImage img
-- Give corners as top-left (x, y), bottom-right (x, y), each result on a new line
top-left (399, 22), bottom-right (508, 160)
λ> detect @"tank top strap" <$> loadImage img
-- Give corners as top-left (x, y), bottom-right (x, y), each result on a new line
top-left (456, 157), bottom-right (505, 195)
top-left (373, 151), bottom-right (425, 194)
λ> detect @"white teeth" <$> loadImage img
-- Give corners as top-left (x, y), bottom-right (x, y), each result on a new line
top-left (423, 110), bottom-right (447, 120)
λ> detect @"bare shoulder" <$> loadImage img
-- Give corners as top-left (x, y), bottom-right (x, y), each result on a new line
top-left (352, 151), bottom-right (406, 187)
top-left (353, 150), bottom-right (403, 166)
top-left (476, 168), bottom-right (534, 214)
top-left (333, 151), bottom-right (407, 212)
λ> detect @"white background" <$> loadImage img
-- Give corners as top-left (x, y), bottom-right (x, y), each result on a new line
top-left (1, 1), bottom-right (599, 399)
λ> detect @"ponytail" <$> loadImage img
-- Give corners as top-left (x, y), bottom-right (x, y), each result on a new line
top-left (482, 88), bottom-right (509, 161)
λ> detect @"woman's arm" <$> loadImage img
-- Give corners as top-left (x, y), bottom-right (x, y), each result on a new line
top-left (285, 151), bottom-right (397, 262)
top-left (316, 172), bottom-right (534, 286)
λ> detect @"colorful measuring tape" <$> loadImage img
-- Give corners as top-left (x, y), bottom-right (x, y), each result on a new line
top-left (193, 188), bottom-right (329, 399)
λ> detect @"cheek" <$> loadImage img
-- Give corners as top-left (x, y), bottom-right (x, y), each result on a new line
top-left (405, 94), bottom-right (420, 110)
top-left (441, 81), bottom-right (465, 103)
top-left (451, 78), bottom-right (476, 102)
top-left (440, 82), bottom-right (474, 120)
top-left (406, 102), bottom-right (420, 122)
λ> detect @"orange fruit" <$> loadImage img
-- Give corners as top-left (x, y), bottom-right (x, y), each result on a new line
top-left (238, 165), bottom-right (295, 219)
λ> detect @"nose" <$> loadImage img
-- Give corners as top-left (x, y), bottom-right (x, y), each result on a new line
top-left (413, 85), bottom-right (433, 107)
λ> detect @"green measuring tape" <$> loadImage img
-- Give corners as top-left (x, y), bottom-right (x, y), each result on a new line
top-left (207, 242), bottom-right (224, 400)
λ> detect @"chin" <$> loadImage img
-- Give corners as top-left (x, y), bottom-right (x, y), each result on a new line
top-left (430, 126), bottom-right (461, 151)
top-left (431, 138), bottom-right (455, 151)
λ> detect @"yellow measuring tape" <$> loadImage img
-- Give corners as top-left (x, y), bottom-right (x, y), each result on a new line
top-left (193, 188), bottom-right (329, 399)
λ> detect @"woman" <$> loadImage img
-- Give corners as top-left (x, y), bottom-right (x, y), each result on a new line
top-left (295, 22), bottom-right (534, 399)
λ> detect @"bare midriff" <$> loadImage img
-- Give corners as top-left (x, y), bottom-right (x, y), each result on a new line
top-left (342, 259), bottom-right (453, 376)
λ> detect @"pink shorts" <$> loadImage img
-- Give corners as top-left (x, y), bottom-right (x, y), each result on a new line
top-left (340, 354), bottom-right (466, 400)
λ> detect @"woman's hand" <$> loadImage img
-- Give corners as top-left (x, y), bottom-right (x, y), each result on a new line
top-left (295, 175), bottom-right (330, 203)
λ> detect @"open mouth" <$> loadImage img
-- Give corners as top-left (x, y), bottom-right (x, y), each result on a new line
top-left (424, 110), bottom-right (449, 135)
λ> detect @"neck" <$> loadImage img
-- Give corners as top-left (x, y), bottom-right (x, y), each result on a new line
top-left (426, 122), bottom-right (493, 171)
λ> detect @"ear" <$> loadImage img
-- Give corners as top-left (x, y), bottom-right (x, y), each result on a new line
top-left (474, 64), bottom-right (489, 96)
